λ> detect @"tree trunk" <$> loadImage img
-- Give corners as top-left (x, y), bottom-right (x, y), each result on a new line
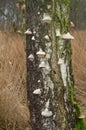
top-left (26, 0), bottom-right (76, 130)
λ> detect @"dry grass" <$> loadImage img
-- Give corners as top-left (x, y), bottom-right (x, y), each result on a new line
top-left (71, 29), bottom-right (86, 117)
top-left (0, 30), bottom-right (31, 130)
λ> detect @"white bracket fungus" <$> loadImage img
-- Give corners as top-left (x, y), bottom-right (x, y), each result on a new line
top-left (42, 13), bottom-right (52, 23)
top-left (41, 108), bottom-right (53, 117)
top-left (61, 32), bottom-right (74, 40)
top-left (31, 36), bottom-right (35, 40)
top-left (78, 114), bottom-right (85, 119)
top-left (36, 48), bottom-right (46, 58)
top-left (25, 29), bottom-right (32, 35)
top-left (28, 54), bottom-right (34, 61)
top-left (44, 35), bottom-right (50, 41)
top-left (33, 89), bottom-right (41, 95)
top-left (39, 61), bottom-right (46, 68)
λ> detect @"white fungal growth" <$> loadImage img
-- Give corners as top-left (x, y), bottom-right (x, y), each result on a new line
top-left (31, 36), bottom-right (35, 40)
top-left (60, 60), bottom-right (67, 86)
top-left (28, 54), bottom-right (34, 61)
top-left (39, 61), bottom-right (45, 68)
top-left (24, 29), bottom-right (32, 35)
top-left (37, 80), bottom-right (41, 83)
top-left (42, 13), bottom-right (52, 23)
top-left (78, 115), bottom-right (85, 119)
top-left (33, 89), bottom-right (41, 95)
top-left (41, 108), bottom-right (53, 117)
top-left (37, 11), bottom-right (40, 15)
top-left (36, 48), bottom-right (46, 58)
top-left (44, 35), bottom-right (49, 41)
top-left (61, 32), bottom-right (74, 40)
top-left (56, 29), bottom-right (61, 37)
top-left (58, 58), bottom-right (63, 65)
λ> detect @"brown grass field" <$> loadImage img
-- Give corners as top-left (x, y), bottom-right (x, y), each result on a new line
top-left (0, 30), bottom-right (31, 130)
top-left (0, 29), bottom-right (86, 129)
top-left (71, 29), bottom-right (86, 117)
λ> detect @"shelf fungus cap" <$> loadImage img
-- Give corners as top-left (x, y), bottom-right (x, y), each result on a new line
top-left (44, 35), bottom-right (50, 41)
top-left (25, 29), bottom-right (32, 35)
top-left (42, 13), bottom-right (52, 23)
top-left (36, 48), bottom-right (46, 58)
top-left (28, 54), bottom-right (34, 61)
top-left (70, 21), bottom-right (75, 28)
top-left (33, 89), bottom-right (41, 95)
top-left (39, 61), bottom-right (45, 68)
top-left (61, 32), bottom-right (74, 40)
top-left (78, 114), bottom-right (85, 119)
top-left (41, 108), bottom-right (53, 117)
top-left (38, 80), bottom-right (41, 83)
top-left (31, 36), bottom-right (35, 40)
top-left (58, 58), bottom-right (63, 65)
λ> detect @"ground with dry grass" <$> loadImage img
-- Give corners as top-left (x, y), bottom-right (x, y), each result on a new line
top-left (0, 30), bottom-right (31, 130)
top-left (71, 29), bottom-right (86, 117)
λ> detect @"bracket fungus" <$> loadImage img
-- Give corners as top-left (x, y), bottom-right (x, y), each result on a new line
top-left (28, 54), bottom-right (34, 61)
top-left (37, 80), bottom-right (41, 83)
top-left (39, 61), bottom-right (46, 68)
top-left (78, 114), bottom-right (85, 119)
top-left (41, 108), bottom-right (53, 117)
top-left (42, 13), bottom-right (52, 23)
top-left (31, 36), bottom-right (35, 41)
top-left (70, 21), bottom-right (75, 28)
top-left (33, 89), bottom-right (41, 95)
top-left (36, 48), bottom-right (46, 58)
top-left (25, 29), bottom-right (32, 35)
top-left (44, 35), bottom-right (50, 41)
top-left (61, 32), bottom-right (74, 40)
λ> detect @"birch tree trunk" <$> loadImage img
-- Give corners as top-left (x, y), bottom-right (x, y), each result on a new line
top-left (26, 0), bottom-right (76, 130)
